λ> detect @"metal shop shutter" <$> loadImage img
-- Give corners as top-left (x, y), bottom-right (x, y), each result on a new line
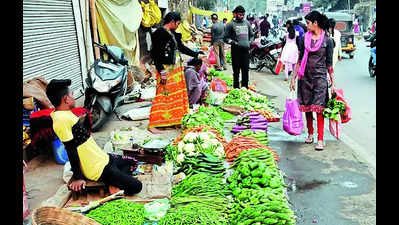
top-left (23, 0), bottom-right (85, 97)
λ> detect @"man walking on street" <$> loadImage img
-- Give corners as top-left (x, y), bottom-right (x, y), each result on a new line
top-left (224, 5), bottom-right (254, 89)
top-left (260, 13), bottom-right (271, 37)
top-left (211, 13), bottom-right (227, 71)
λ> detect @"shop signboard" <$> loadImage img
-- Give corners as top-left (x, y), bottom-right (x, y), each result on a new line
top-left (302, 3), bottom-right (311, 14)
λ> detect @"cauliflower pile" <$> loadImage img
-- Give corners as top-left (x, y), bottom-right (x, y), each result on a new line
top-left (175, 131), bottom-right (225, 164)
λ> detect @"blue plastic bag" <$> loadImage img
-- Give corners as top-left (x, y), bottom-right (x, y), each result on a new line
top-left (52, 137), bottom-right (69, 164)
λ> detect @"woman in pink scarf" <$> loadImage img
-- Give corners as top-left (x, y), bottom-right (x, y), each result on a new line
top-left (289, 11), bottom-right (335, 151)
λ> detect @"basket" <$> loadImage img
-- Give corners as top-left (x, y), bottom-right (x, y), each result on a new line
top-left (32, 206), bottom-right (101, 225)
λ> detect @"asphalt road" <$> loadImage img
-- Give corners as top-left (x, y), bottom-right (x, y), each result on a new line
top-left (333, 38), bottom-right (376, 176)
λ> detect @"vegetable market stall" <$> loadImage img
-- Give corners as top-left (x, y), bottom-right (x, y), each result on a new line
top-left (34, 76), bottom-right (296, 225)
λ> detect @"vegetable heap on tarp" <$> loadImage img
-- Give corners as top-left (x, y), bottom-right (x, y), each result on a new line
top-left (232, 112), bottom-right (268, 133)
top-left (222, 88), bottom-right (276, 112)
top-left (182, 106), bottom-right (225, 136)
top-left (208, 68), bottom-right (233, 87)
top-left (227, 148), bottom-right (296, 225)
top-left (85, 198), bottom-right (144, 225)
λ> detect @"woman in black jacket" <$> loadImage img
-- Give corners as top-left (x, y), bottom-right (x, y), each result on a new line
top-left (148, 12), bottom-right (203, 134)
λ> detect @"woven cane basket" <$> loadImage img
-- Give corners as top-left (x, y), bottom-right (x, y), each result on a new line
top-left (32, 206), bottom-right (101, 225)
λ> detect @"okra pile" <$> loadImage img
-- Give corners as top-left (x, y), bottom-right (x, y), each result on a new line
top-left (227, 149), bottom-right (296, 225)
top-left (85, 198), bottom-right (144, 225)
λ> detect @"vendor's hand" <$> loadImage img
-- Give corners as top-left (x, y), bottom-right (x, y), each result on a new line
top-left (69, 179), bottom-right (86, 192)
top-left (160, 71), bottom-right (167, 85)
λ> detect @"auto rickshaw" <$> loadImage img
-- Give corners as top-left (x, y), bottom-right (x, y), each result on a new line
top-left (324, 12), bottom-right (356, 58)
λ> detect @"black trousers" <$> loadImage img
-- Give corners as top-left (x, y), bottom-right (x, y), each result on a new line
top-left (99, 154), bottom-right (142, 196)
top-left (231, 46), bottom-right (250, 89)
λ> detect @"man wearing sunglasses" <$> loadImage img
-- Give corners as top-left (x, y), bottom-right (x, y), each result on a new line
top-left (224, 5), bottom-right (254, 89)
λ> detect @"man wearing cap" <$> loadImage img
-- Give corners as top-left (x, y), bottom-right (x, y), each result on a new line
top-left (224, 5), bottom-right (254, 89)
top-left (46, 79), bottom-right (142, 196)
top-left (211, 13), bottom-right (227, 71)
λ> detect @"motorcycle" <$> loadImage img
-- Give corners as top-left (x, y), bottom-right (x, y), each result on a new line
top-left (84, 42), bottom-right (130, 132)
top-left (366, 33), bottom-right (376, 77)
top-left (250, 36), bottom-right (283, 74)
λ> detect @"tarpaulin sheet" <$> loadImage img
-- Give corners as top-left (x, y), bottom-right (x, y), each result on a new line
top-left (95, 0), bottom-right (142, 65)
top-left (189, 7), bottom-right (233, 23)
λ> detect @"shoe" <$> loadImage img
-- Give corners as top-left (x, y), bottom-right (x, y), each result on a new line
top-left (215, 67), bottom-right (223, 71)
top-left (223, 67), bottom-right (227, 70)
top-left (315, 141), bottom-right (324, 151)
top-left (305, 136), bottom-right (314, 144)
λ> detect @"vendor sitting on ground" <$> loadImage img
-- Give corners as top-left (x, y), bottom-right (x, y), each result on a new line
top-left (46, 79), bottom-right (142, 195)
top-left (184, 57), bottom-right (209, 107)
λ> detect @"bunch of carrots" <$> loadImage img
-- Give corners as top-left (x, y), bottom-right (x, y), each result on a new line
top-left (252, 110), bottom-right (280, 122)
top-left (225, 136), bottom-right (279, 162)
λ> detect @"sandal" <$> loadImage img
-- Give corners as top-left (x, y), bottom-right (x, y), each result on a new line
top-left (305, 136), bottom-right (314, 144)
top-left (315, 141), bottom-right (324, 151)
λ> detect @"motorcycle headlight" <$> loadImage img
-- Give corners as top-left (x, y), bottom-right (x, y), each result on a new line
top-left (348, 38), bottom-right (353, 44)
top-left (91, 70), bottom-right (122, 93)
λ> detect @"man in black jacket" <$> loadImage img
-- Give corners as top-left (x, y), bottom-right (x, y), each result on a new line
top-left (224, 5), bottom-right (254, 89)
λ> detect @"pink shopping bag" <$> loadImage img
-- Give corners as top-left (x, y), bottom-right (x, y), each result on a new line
top-left (283, 92), bottom-right (304, 135)
top-left (207, 48), bottom-right (217, 65)
top-left (329, 118), bottom-right (341, 139)
top-left (334, 88), bottom-right (352, 124)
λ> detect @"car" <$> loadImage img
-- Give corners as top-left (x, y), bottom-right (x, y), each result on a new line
top-left (324, 12), bottom-right (356, 59)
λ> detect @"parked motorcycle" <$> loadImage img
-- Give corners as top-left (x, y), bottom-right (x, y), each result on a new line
top-left (84, 42), bottom-right (129, 132)
top-left (366, 33), bottom-right (376, 77)
top-left (250, 37), bottom-right (283, 74)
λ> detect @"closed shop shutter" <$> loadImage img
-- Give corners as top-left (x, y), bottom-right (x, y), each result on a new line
top-left (23, 0), bottom-right (85, 97)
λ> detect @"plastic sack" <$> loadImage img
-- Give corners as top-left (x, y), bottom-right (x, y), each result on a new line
top-left (283, 92), bottom-right (304, 135)
top-left (144, 198), bottom-right (170, 221)
top-left (52, 137), bottom-right (69, 164)
top-left (149, 0), bottom-right (161, 24)
top-left (211, 78), bottom-right (228, 93)
top-left (329, 118), bottom-right (341, 139)
top-left (208, 48), bottom-right (217, 65)
top-left (334, 88), bottom-right (352, 124)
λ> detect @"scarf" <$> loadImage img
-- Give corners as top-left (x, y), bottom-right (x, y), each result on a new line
top-left (297, 30), bottom-right (325, 79)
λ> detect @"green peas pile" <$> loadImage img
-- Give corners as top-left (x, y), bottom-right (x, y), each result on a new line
top-left (85, 198), bottom-right (144, 225)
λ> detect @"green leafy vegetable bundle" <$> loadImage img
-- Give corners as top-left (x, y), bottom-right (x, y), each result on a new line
top-left (181, 106), bottom-right (225, 135)
top-left (222, 88), bottom-right (276, 112)
top-left (226, 51), bottom-right (232, 64)
top-left (323, 93), bottom-right (346, 121)
top-left (85, 199), bottom-right (144, 225)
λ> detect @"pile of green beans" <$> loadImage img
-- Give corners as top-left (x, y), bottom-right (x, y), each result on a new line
top-left (172, 173), bottom-right (231, 198)
top-left (85, 198), bottom-right (144, 225)
top-left (158, 203), bottom-right (229, 225)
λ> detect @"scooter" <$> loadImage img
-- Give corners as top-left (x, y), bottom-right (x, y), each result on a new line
top-left (253, 37), bottom-right (283, 74)
top-left (84, 42), bottom-right (129, 132)
top-left (366, 33), bottom-right (376, 77)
